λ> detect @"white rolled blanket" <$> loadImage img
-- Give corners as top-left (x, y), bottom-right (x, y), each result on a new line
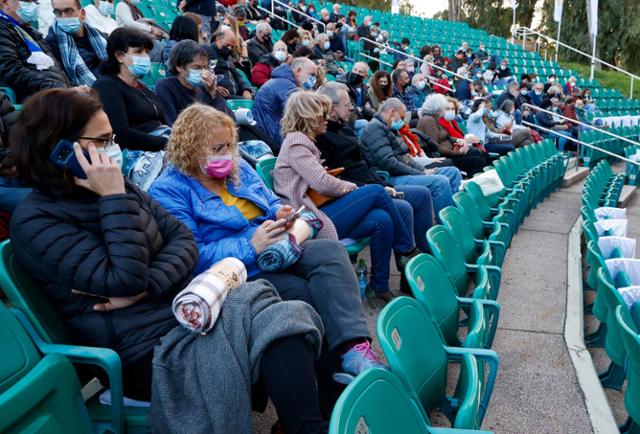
top-left (172, 258), bottom-right (247, 334)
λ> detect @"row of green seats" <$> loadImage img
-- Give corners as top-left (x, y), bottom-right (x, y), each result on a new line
top-left (331, 135), bottom-right (570, 432)
top-left (581, 170), bottom-right (640, 433)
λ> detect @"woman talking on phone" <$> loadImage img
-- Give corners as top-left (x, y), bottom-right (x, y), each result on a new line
top-left (149, 104), bottom-right (384, 389)
top-left (8, 88), bottom-right (336, 433)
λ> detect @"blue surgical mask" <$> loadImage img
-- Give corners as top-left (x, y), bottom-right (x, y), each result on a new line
top-left (323, 41), bottom-right (330, 50)
top-left (127, 55), bottom-right (151, 78)
top-left (186, 68), bottom-right (202, 87)
top-left (444, 110), bottom-right (456, 121)
top-left (302, 39), bottom-right (311, 47)
top-left (17, 1), bottom-right (39, 22)
top-left (57, 17), bottom-right (82, 34)
top-left (98, 1), bottom-right (114, 16)
top-left (416, 80), bottom-right (426, 90)
top-left (391, 117), bottom-right (405, 131)
top-left (302, 75), bottom-right (316, 90)
top-left (327, 30), bottom-right (334, 37)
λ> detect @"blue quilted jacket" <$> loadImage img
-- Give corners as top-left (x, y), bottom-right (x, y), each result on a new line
top-left (149, 160), bottom-right (283, 276)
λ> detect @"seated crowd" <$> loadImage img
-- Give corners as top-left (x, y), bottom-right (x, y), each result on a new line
top-left (0, 0), bottom-right (593, 431)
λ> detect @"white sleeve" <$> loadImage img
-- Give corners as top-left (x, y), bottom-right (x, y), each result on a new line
top-left (115, 3), bottom-right (152, 32)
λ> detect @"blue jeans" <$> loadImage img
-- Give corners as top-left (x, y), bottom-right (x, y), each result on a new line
top-left (0, 177), bottom-right (31, 213)
top-left (485, 142), bottom-right (515, 156)
top-left (549, 130), bottom-right (573, 151)
top-left (390, 174), bottom-right (454, 223)
top-left (394, 185), bottom-right (433, 252)
top-left (321, 184), bottom-right (415, 292)
top-left (434, 166), bottom-right (462, 193)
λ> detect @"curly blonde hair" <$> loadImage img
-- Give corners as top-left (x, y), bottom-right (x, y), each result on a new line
top-left (167, 104), bottom-right (241, 182)
top-left (280, 91), bottom-right (331, 138)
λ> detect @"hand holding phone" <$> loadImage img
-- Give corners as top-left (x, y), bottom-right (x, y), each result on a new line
top-left (50, 139), bottom-right (88, 179)
top-left (285, 205), bottom-right (305, 223)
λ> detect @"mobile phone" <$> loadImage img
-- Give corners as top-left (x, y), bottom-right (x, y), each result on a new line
top-left (50, 139), bottom-right (88, 179)
top-left (395, 191), bottom-right (405, 199)
top-left (285, 205), bottom-right (306, 223)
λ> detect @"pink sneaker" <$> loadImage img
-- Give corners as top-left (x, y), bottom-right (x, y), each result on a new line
top-left (333, 341), bottom-right (385, 384)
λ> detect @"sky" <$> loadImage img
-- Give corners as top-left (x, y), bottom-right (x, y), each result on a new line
top-left (410, 0), bottom-right (448, 18)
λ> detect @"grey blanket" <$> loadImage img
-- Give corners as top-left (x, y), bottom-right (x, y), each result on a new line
top-left (150, 279), bottom-right (324, 433)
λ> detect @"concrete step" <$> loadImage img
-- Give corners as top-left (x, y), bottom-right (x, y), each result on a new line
top-left (618, 185), bottom-right (637, 207)
top-left (562, 167), bottom-right (590, 188)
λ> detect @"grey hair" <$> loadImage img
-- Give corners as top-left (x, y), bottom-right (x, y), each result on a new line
top-left (378, 97), bottom-right (406, 114)
top-left (317, 81), bottom-right (349, 105)
top-left (291, 56), bottom-right (314, 72)
top-left (168, 39), bottom-right (209, 75)
top-left (256, 21), bottom-right (271, 34)
top-left (316, 32), bottom-right (328, 42)
top-left (508, 80), bottom-right (519, 89)
top-left (420, 93), bottom-right (448, 117)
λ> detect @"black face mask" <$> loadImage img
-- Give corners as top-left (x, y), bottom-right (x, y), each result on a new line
top-left (218, 46), bottom-right (232, 59)
top-left (348, 72), bottom-right (364, 86)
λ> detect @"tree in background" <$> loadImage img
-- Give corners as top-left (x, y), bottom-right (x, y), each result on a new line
top-left (539, 0), bottom-right (640, 72)
top-left (337, 0), bottom-right (413, 16)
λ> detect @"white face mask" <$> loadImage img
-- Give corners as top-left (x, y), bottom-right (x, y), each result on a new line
top-left (97, 142), bottom-right (123, 169)
top-left (327, 30), bottom-right (334, 37)
top-left (444, 110), bottom-right (456, 121)
top-left (274, 50), bottom-right (287, 62)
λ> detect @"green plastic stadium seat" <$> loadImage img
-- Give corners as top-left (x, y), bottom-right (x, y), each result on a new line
top-left (615, 305), bottom-right (640, 434)
top-left (405, 253), bottom-right (500, 349)
top-left (377, 296), bottom-right (499, 430)
top-left (0, 303), bottom-right (94, 434)
top-left (0, 240), bottom-right (148, 434)
top-left (427, 225), bottom-right (501, 300)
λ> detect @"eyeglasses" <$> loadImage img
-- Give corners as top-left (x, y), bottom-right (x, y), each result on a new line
top-left (207, 142), bottom-right (233, 153)
top-left (77, 134), bottom-right (116, 147)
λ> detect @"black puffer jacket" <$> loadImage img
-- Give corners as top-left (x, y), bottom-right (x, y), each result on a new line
top-left (9, 181), bottom-right (199, 366)
top-left (0, 20), bottom-right (69, 101)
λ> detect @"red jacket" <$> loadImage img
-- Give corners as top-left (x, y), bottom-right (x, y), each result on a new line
top-left (218, 0), bottom-right (236, 6)
top-left (433, 77), bottom-right (450, 94)
top-left (251, 63), bottom-right (272, 87)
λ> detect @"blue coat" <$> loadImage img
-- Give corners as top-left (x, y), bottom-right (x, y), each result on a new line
top-left (148, 161), bottom-right (283, 277)
top-left (252, 64), bottom-right (298, 152)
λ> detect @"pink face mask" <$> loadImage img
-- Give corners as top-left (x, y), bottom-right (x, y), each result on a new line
top-left (204, 155), bottom-right (233, 179)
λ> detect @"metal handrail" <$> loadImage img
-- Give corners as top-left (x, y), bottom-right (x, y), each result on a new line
top-left (515, 26), bottom-right (639, 99)
top-left (521, 102), bottom-right (640, 148)
top-left (522, 120), bottom-right (640, 167)
top-left (257, 5), bottom-right (299, 30)
top-left (357, 51), bottom-right (456, 93)
top-left (359, 37), bottom-right (473, 84)
top-left (271, 0), bottom-right (326, 32)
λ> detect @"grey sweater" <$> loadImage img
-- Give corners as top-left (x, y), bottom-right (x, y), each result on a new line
top-left (150, 279), bottom-right (324, 434)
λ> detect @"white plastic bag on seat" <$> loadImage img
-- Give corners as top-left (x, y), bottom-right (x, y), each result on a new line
top-left (469, 169), bottom-right (505, 197)
top-left (595, 207), bottom-right (627, 220)
top-left (605, 258), bottom-right (640, 285)
top-left (594, 219), bottom-right (627, 237)
top-left (618, 286), bottom-right (640, 310)
top-left (598, 236), bottom-right (636, 259)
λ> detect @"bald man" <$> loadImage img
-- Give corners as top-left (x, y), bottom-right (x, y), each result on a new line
top-left (208, 28), bottom-right (252, 99)
top-left (253, 57), bottom-right (318, 152)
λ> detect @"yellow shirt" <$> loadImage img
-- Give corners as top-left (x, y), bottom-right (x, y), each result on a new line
top-left (218, 185), bottom-right (264, 221)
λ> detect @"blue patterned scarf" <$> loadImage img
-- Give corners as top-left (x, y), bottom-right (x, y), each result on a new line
top-left (51, 21), bottom-right (107, 86)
